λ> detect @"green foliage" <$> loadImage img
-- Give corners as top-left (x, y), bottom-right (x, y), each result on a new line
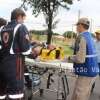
top-left (21, 0), bottom-right (80, 44)
top-left (21, 0), bottom-right (74, 15)
top-left (63, 31), bottom-right (77, 39)
top-left (30, 30), bottom-right (47, 35)
top-left (53, 32), bottom-right (60, 35)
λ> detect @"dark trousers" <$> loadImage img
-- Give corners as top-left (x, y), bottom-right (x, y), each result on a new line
top-left (0, 54), bottom-right (24, 100)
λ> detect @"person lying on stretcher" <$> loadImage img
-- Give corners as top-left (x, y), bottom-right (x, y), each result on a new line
top-left (29, 42), bottom-right (64, 61)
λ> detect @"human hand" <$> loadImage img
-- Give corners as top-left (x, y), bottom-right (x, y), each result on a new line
top-left (61, 56), bottom-right (68, 62)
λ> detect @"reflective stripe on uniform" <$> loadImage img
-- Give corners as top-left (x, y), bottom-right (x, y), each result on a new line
top-left (73, 54), bottom-right (97, 58)
top-left (10, 24), bottom-right (31, 55)
top-left (8, 93), bottom-right (24, 99)
top-left (10, 24), bottom-right (21, 54)
top-left (24, 73), bottom-right (30, 76)
top-left (0, 26), bottom-right (4, 50)
top-left (0, 45), bottom-right (2, 49)
top-left (0, 26), bottom-right (4, 33)
top-left (86, 54), bottom-right (97, 58)
top-left (0, 95), bottom-right (6, 99)
top-left (22, 47), bottom-right (32, 55)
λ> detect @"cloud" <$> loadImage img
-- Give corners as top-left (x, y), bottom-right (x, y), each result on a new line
top-left (0, 0), bottom-right (22, 20)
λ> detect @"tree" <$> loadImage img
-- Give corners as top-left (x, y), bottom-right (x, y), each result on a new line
top-left (63, 31), bottom-right (77, 39)
top-left (30, 29), bottom-right (47, 35)
top-left (21, 0), bottom-right (80, 44)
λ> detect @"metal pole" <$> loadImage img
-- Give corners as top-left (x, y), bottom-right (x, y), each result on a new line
top-left (78, 10), bottom-right (81, 20)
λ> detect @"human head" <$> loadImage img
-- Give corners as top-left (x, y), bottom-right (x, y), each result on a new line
top-left (11, 8), bottom-right (26, 23)
top-left (95, 30), bottom-right (100, 41)
top-left (0, 18), bottom-right (7, 27)
top-left (76, 18), bottom-right (90, 33)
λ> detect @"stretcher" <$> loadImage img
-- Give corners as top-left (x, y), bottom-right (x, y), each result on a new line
top-left (25, 57), bottom-right (73, 70)
top-left (25, 57), bottom-right (74, 100)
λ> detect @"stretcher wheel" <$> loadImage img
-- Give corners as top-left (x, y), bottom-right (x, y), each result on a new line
top-left (61, 93), bottom-right (65, 100)
top-left (28, 95), bottom-right (33, 100)
top-left (61, 92), bottom-right (66, 100)
top-left (24, 88), bottom-right (33, 100)
top-left (40, 89), bottom-right (44, 96)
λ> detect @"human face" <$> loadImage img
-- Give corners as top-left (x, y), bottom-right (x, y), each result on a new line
top-left (17, 15), bottom-right (26, 23)
top-left (96, 33), bottom-right (100, 41)
top-left (76, 23), bottom-right (85, 34)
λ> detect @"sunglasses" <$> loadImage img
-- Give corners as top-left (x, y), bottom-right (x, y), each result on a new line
top-left (76, 22), bottom-right (89, 26)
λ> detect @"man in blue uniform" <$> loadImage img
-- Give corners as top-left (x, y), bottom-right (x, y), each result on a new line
top-left (0, 8), bottom-right (31, 100)
top-left (68, 18), bottom-right (99, 100)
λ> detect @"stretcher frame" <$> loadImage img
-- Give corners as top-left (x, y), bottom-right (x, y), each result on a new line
top-left (25, 57), bottom-right (74, 100)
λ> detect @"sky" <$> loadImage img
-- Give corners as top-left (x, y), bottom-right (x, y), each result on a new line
top-left (0, 0), bottom-right (100, 34)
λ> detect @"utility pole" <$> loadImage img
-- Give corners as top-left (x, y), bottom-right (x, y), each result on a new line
top-left (90, 18), bottom-right (93, 33)
top-left (78, 10), bottom-right (81, 20)
top-left (72, 24), bottom-right (74, 32)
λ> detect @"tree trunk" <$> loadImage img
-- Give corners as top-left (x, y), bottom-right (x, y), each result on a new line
top-left (47, 14), bottom-right (53, 44)
top-left (47, 0), bottom-right (53, 45)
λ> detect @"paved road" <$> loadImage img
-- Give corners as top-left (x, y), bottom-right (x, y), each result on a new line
top-left (31, 72), bottom-right (100, 100)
